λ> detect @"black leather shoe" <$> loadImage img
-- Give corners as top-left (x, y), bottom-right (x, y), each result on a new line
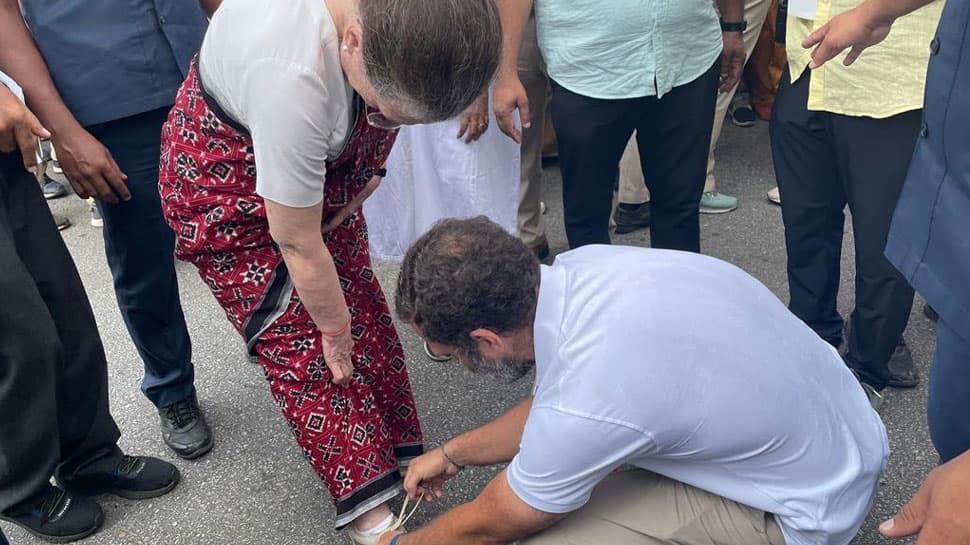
top-left (887, 338), bottom-right (920, 389)
top-left (0, 486), bottom-right (103, 543)
top-left (159, 393), bottom-right (213, 459)
top-left (613, 202), bottom-right (651, 234)
top-left (63, 456), bottom-right (180, 500)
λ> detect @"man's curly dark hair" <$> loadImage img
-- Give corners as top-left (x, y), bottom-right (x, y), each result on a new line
top-left (395, 217), bottom-right (540, 349)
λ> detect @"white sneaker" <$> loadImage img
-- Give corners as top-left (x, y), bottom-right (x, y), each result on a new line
top-left (766, 187), bottom-right (781, 205)
top-left (346, 497), bottom-right (420, 545)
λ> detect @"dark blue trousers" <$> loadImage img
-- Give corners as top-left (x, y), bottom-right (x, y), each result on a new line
top-left (929, 319), bottom-right (970, 464)
top-left (87, 107), bottom-right (194, 408)
top-left (770, 67), bottom-right (918, 390)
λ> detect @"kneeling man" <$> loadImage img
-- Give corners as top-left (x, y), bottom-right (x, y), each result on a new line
top-left (388, 217), bottom-right (888, 545)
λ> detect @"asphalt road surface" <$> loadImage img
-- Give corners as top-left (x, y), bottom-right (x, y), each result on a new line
top-left (3, 122), bottom-right (935, 545)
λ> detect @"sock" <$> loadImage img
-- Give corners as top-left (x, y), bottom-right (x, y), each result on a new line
top-left (618, 202), bottom-right (647, 211)
top-left (358, 513), bottom-right (395, 536)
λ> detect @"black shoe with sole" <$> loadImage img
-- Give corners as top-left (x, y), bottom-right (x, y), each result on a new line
top-left (159, 392), bottom-right (213, 459)
top-left (887, 338), bottom-right (920, 388)
top-left (613, 202), bottom-right (651, 234)
top-left (62, 456), bottom-right (180, 500)
top-left (0, 486), bottom-right (103, 543)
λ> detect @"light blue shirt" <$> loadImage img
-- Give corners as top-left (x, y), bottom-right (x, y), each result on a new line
top-left (534, 0), bottom-right (723, 99)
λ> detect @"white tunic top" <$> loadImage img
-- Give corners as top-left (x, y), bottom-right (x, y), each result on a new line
top-left (199, 0), bottom-right (353, 208)
top-left (508, 245), bottom-right (889, 545)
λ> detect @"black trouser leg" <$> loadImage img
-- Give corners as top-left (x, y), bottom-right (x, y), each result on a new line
top-left (0, 153), bottom-right (121, 514)
top-left (636, 61), bottom-right (720, 252)
top-left (832, 111), bottom-right (920, 389)
top-left (550, 81), bottom-right (637, 248)
top-left (87, 108), bottom-right (194, 408)
top-left (770, 67), bottom-right (846, 347)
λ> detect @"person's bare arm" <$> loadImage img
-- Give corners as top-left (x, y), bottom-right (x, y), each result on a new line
top-left (384, 468), bottom-right (564, 545)
top-left (403, 396), bottom-right (533, 500)
top-left (0, 0), bottom-right (129, 203)
top-left (492, 0), bottom-right (533, 142)
top-left (264, 200), bottom-right (355, 386)
top-left (715, 0), bottom-right (745, 92)
top-left (803, 0), bottom-right (937, 68)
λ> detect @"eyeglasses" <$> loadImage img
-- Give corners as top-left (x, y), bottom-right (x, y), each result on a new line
top-left (423, 340), bottom-right (454, 362)
top-left (366, 111), bottom-right (401, 130)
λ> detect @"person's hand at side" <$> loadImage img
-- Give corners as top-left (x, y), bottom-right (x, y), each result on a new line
top-left (719, 31), bottom-right (746, 92)
top-left (319, 320), bottom-right (354, 386)
top-left (493, 71), bottom-right (530, 144)
top-left (802, 2), bottom-right (896, 68)
top-left (51, 124), bottom-right (130, 203)
top-left (0, 83), bottom-right (49, 170)
top-left (880, 449), bottom-right (970, 545)
top-left (456, 93), bottom-right (490, 144)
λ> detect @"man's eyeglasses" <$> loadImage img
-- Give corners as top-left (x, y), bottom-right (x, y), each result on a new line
top-left (366, 111), bottom-right (400, 130)
top-left (423, 340), bottom-right (453, 362)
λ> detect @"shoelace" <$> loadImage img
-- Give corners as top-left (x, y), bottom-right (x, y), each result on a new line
top-left (164, 399), bottom-right (198, 429)
top-left (386, 494), bottom-right (422, 534)
top-left (118, 456), bottom-right (142, 475)
top-left (41, 488), bottom-right (69, 521)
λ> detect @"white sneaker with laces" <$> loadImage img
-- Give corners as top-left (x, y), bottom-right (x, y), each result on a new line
top-left (347, 496), bottom-right (420, 545)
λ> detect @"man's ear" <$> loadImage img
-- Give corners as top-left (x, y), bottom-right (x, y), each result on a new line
top-left (469, 328), bottom-right (505, 357)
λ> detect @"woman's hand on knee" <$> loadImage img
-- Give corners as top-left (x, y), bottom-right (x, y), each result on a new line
top-left (320, 324), bottom-right (354, 386)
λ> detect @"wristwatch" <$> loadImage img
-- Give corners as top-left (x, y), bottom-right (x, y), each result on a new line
top-left (720, 18), bottom-right (747, 32)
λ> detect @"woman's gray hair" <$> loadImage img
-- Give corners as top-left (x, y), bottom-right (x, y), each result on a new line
top-left (359, 0), bottom-right (502, 122)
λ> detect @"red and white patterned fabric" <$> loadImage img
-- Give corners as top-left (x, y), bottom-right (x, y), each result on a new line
top-left (158, 61), bottom-right (423, 528)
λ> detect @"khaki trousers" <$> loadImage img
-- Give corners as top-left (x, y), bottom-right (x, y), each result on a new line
top-left (516, 12), bottom-right (549, 249)
top-left (618, 0), bottom-right (772, 204)
top-left (522, 470), bottom-right (787, 545)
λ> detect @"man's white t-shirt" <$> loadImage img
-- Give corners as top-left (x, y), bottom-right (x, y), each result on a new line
top-left (507, 246), bottom-right (888, 545)
top-left (199, 0), bottom-right (354, 208)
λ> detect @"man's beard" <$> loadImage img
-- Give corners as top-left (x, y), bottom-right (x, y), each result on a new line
top-left (463, 348), bottom-right (534, 383)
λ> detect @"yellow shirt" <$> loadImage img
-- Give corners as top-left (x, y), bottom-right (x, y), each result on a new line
top-left (786, 0), bottom-right (944, 118)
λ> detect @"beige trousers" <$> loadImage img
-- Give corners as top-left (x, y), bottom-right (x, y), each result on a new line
top-left (522, 470), bottom-right (787, 545)
top-left (618, 0), bottom-right (772, 204)
top-left (516, 12), bottom-right (549, 249)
